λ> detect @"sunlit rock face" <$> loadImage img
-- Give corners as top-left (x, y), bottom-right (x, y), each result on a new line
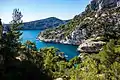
top-left (77, 38), bottom-right (106, 53)
top-left (63, 26), bottom-right (87, 45)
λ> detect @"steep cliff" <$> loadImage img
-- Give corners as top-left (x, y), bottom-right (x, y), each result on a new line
top-left (86, 0), bottom-right (119, 11)
top-left (38, 0), bottom-right (120, 52)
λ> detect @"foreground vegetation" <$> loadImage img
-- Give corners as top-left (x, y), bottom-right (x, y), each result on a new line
top-left (0, 8), bottom-right (120, 80)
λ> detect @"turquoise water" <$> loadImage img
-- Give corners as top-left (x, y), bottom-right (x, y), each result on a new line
top-left (20, 30), bottom-right (79, 60)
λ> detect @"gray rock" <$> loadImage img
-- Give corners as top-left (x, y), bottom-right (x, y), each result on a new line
top-left (117, 0), bottom-right (120, 7)
top-left (89, 0), bottom-right (118, 11)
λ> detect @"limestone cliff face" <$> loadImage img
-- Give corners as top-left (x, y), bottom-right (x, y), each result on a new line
top-left (63, 26), bottom-right (87, 45)
top-left (87, 0), bottom-right (119, 11)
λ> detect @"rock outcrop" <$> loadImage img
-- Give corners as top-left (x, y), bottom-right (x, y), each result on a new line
top-left (118, 0), bottom-right (120, 7)
top-left (77, 38), bottom-right (106, 53)
top-left (86, 0), bottom-right (120, 11)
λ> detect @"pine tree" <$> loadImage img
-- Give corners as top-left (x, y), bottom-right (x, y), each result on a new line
top-left (0, 8), bottom-right (23, 64)
top-left (0, 9), bottom-right (23, 79)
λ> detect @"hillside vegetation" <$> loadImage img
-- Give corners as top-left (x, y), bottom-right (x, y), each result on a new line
top-left (1, 0), bottom-right (120, 79)
top-left (20, 17), bottom-right (69, 30)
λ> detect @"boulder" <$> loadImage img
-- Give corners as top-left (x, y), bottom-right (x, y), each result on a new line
top-left (77, 38), bottom-right (106, 53)
top-left (55, 78), bottom-right (63, 80)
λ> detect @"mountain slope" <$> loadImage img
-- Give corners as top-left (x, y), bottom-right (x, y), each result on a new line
top-left (38, 0), bottom-right (120, 46)
top-left (19, 17), bottom-right (69, 30)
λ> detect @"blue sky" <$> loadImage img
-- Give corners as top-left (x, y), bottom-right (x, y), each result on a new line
top-left (0, 0), bottom-right (90, 23)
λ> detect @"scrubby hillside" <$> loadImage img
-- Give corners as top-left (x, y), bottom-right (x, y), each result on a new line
top-left (20, 17), bottom-right (69, 30)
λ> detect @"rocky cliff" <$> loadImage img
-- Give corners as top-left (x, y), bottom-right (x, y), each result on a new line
top-left (38, 0), bottom-right (120, 53)
top-left (86, 0), bottom-right (120, 11)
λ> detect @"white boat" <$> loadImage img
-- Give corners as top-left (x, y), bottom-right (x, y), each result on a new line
top-left (36, 38), bottom-right (39, 40)
top-left (65, 55), bottom-right (68, 58)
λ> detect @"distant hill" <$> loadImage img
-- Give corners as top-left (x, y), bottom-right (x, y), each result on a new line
top-left (19, 17), bottom-right (69, 30)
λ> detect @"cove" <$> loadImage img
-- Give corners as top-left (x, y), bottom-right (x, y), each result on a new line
top-left (20, 30), bottom-right (79, 60)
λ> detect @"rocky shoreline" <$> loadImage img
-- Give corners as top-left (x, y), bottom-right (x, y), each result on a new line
top-left (38, 35), bottom-right (106, 53)
top-left (38, 36), bottom-right (79, 46)
top-left (38, 33), bottom-right (81, 46)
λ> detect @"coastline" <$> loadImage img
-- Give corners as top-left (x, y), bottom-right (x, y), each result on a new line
top-left (38, 35), bottom-right (106, 53)
top-left (37, 35), bottom-right (80, 46)
top-left (37, 35), bottom-right (82, 54)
